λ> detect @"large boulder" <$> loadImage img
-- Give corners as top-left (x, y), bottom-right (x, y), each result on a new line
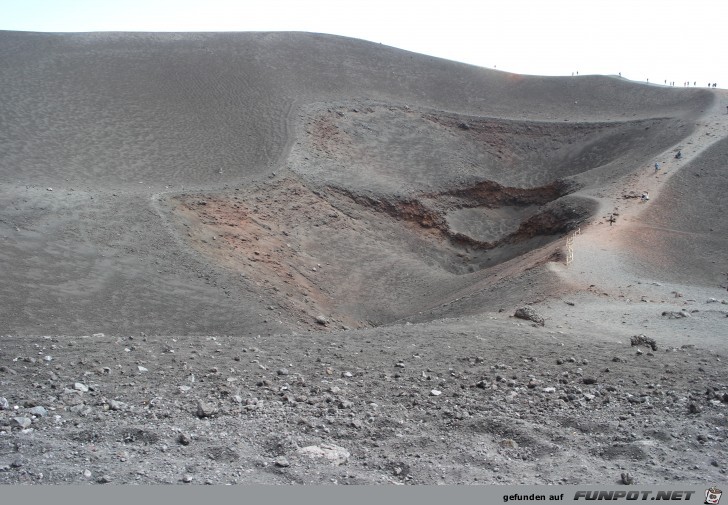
top-left (514, 307), bottom-right (545, 326)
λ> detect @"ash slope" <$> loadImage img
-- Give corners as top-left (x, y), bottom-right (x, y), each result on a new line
top-left (1, 31), bottom-right (728, 488)
top-left (0, 31), bottom-right (716, 335)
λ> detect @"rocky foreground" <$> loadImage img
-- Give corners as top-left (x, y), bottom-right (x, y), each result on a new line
top-left (1, 312), bottom-right (726, 485)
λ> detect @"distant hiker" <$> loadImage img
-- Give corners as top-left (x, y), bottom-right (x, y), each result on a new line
top-left (608, 214), bottom-right (617, 226)
top-left (641, 192), bottom-right (650, 202)
top-left (654, 162), bottom-right (660, 172)
top-left (675, 150), bottom-right (682, 159)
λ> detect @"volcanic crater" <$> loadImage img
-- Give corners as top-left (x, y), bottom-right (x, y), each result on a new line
top-left (168, 102), bottom-right (686, 327)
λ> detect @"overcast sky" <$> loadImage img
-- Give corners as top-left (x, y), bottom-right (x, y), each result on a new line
top-left (2, 0), bottom-right (726, 88)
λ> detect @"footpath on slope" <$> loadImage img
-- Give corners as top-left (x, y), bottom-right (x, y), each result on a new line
top-left (544, 90), bottom-right (728, 350)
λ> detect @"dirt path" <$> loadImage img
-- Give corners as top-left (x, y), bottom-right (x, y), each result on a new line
top-left (545, 89), bottom-right (728, 350)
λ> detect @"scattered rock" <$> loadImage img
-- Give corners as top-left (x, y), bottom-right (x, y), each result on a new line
top-left (662, 310), bottom-right (690, 319)
top-left (688, 403), bottom-right (701, 415)
top-left (315, 315), bottom-right (329, 326)
top-left (514, 307), bottom-right (545, 326)
top-left (137, 366), bottom-right (148, 373)
top-left (430, 389), bottom-right (442, 396)
top-left (621, 472), bottom-right (634, 484)
top-left (74, 383), bottom-right (89, 393)
top-left (0, 397), bottom-right (10, 410)
top-left (630, 335), bottom-right (657, 351)
top-left (13, 417), bottom-right (32, 429)
top-left (196, 401), bottom-right (218, 418)
top-left (274, 457), bottom-right (290, 468)
top-left (207, 446), bottom-right (239, 463)
top-left (500, 439), bottom-right (518, 449)
top-left (108, 399), bottom-right (126, 411)
top-left (97, 475), bottom-right (112, 484)
top-left (177, 433), bottom-right (192, 446)
top-left (297, 444), bottom-right (350, 466)
top-left (28, 406), bottom-right (47, 417)
top-left (583, 377), bottom-right (597, 385)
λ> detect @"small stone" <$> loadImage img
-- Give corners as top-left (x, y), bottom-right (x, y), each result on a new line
top-left (274, 457), bottom-right (290, 468)
top-left (13, 417), bottom-right (32, 429)
top-left (182, 474), bottom-right (193, 483)
top-left (92, 333), bottom-right (105, 338)
top-left (543, 387), bottom-right (556, 393)
top-left (338, 400), bottom-right (354, 409)
top-left (430, 389), bottom-right (442, 396)
top-left (74, 383), bottom-right (89, 393)
top-left (196, 401), bottom-right (218, 418)
top-left (277, 368), bottom-right (289, 376)
top-left (583, 377), bottom-right (597, 385)
top-left (688, 403), bottom-right (701, 414)
top-left (108, 399), bottom-right (126, 411)
top-left (28, 406), bottom-right (47, 417)
top-left (315, 315), bottom-right (328, 326)
top-left (97, 475), bottom-right (112, 484)
top-left (342, 371), bottom-right (353, 378)
top-left (621, 472), bottom-right (634, 484)
top-left (0, 397), bottom-right (10, 410)
top-left (298, 444), bottom-right (350, 466)
top-left (500, 439), bottom-right (518, 449)
top-left (178, 433), bottom-right (191, 446)
top-left (83, 469), bottom-right (92, 478)
top-left (137, 366), bottom-right (148, 373)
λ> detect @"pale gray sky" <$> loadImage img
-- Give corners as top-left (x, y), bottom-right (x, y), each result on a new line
top-left (2, 0), bottom-right (726, 88)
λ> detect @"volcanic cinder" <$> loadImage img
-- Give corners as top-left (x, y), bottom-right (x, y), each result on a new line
top-left (0, 31), bottom-right (727, 486)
